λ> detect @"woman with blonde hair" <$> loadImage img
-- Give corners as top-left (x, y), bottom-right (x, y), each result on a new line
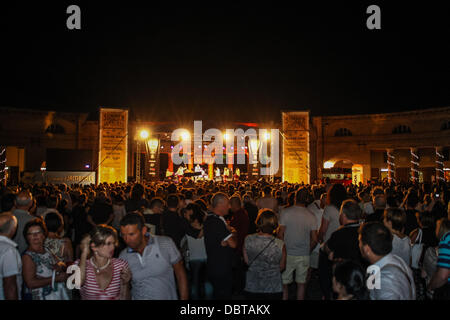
top-left (243, 209), bottom-right (286, 300)
top-left (75, 225), bottom-right (131, 300)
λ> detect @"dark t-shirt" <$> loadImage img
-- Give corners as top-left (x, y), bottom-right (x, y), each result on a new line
top-left (230, 208), bottom-right (250, 256)
top-left (88, 202), bottom-right (113, 225)
top-left (125, 198), bottom-right (148, 213)
top-left (162, 209), bottom-right (186, 248)
top-left (145, 213), bottom-right (200, 242)
top-left (204, 213), bottom-right (233, 276)
top-left (366, 209), bottom-right (384, 223)
top-left (404, 209), bottom-right (419, 236)
top-left (326, 223), bottom-right (366, 267)
top-left (72, 204), bottom-right (92, 243)
top-left (244, 202), bottom-right (258, 234)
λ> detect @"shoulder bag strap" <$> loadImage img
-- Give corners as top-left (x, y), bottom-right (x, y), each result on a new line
top-left (247, 237), bottom-right (275, 268)
top-left (416, 228), bottom-right (423, 245)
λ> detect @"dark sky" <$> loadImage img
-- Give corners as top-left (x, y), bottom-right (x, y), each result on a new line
top-left (1, 3), bottom-right (450, 123)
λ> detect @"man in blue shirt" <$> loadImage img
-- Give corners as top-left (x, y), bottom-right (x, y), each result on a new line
top-left (428, 218), bottom-right (450, 299)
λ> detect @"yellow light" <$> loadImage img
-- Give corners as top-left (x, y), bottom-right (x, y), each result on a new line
top-left (139, 130), bottom-right (149, 140)
top-left (263, 132), bottom-right (270, 141)
top-left (324, 161), bottom-right (335, 169)
top-left (249, 139), bottom-right (259, 154)
top-left (148, 139), bottom-right (159, 152)
top-left (181, 131), bottom-right (190, 141)
top-left (223, 133), bottom-right (230, 141)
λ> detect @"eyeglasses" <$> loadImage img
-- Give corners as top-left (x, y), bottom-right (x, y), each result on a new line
top-left (27, 230), bottom-right (43, 236)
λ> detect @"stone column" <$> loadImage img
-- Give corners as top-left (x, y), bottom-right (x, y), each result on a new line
top-left (387, 148), bottom-right (396, 184)
top-left (410, 147), bottom-right (420, 184)
top-left (436, 146), bottom-right (445, 183)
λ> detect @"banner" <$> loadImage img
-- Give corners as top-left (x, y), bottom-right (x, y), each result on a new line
top-left (98, 108), bottom-right (128, 183)
top-left (32, 171), bottom-right (96, 186)
top-left (282, 111), bottom-right (310, 184)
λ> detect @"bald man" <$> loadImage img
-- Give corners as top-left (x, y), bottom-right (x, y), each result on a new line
top-left (12, 191), bottom-right (34, 254)
top-left (0, 214), bottom-right (22, 300)
top-left (203, 192), bottom-right (237, 299)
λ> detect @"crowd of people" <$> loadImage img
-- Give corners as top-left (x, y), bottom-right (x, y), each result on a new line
top-left (0, 177), bottom-right (449, 300)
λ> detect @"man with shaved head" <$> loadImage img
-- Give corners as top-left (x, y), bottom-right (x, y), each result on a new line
top-left (0, 213), bottom-right (22, 300)
top-left (204, 192), bottom-right (237, 299)
top-left (12, 191), bottom-right (34, 254)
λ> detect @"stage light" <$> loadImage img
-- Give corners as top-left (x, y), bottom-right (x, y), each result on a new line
top-left (181, 131), bottom-right (190, 141)
top-left (148, 139), bottom-right (159, 152)
top-left (139, 129), bottom-right (149, 140)
top-left (223, 133), bottom-right (231, 141)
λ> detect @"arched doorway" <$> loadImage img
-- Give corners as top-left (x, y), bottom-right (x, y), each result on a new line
top-left (322, 159), bottom-right (353, 185)
top-left (323, 159), bottom-right (365, 185)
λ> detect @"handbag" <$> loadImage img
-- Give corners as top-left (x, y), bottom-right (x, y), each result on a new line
top-left (411, 228), bottom-right (424, 269)
top-left (243, 237), bottom-right (275, 272)
top-left (43, 270), bottom-right (71, 300)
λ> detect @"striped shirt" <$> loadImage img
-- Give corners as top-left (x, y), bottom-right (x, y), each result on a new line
top-left (437, 231), bottom-right (450, 283)
top-left (75, 258), bottom-right (128, 300)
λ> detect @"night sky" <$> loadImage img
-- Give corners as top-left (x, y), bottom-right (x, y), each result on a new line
top-left (1, 3), bottom-right (450, 123)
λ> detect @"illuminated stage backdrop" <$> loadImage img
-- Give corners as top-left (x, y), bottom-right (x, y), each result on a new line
top-left (282, 111), bottom-right (310, 184)
top-left (98, 108), bottom-right (128, 183)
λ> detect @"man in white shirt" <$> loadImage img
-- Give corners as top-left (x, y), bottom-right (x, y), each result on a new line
top-left (279, 187), bottom-right (318, 300)
top-left (0, 213), bottom-right (22, 300)
top-left (359, 222), bottom-right (415, 300)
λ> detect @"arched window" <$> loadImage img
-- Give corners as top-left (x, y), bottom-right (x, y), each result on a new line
top-left (441, 121), bottom-right (450, 131)
top-left (334, 128), bottom-right (353, 137)
top-left (45, 124), bottom-right (65, 134)
top-left (392, 125), bottom-right (411, 134)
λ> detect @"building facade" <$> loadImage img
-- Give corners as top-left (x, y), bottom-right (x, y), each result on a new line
top-left (309, 106), bottom-right (450, 184)
top-left (0, 106), bottom-right (449, 184)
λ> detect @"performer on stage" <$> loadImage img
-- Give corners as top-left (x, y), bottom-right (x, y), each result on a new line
top-left (235, 168), bottom-right (240, 181)
top-left (223, 167), bottom-right (229, 182)
top-left (194, 164), bottom-right (202, 181)
top-left (175, 165), bottom-right (186, 183)
top-left (215, 167), bottom-right (221, 181)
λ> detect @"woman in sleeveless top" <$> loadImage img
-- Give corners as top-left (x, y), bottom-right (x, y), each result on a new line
top-left (22, 218), bottom-right (70, 300)
top-left (243, 209), bottom-right (286, 300)
top-left (75, 225), bottom-right (131, 300)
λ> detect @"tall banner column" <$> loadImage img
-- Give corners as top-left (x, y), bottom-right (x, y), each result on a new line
top-left (98, 108), bottom-right (128, 184)
top-left (282, 111), bottom-right (310, 184)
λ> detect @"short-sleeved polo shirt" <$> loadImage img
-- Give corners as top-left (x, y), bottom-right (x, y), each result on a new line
top-left (119, 234), bottom-right (181, 300)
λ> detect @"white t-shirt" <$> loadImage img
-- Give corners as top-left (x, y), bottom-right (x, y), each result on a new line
top-left (322, 205), bottom-right (340, 243)
top-left (279, 205), bottom-right (317, 256)
top-left (392, 234), bottom-right (412, 266)
top-left (0, 236), bottom-right (22, 300)
top-left (307, 200), bottom-right (323, 253)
